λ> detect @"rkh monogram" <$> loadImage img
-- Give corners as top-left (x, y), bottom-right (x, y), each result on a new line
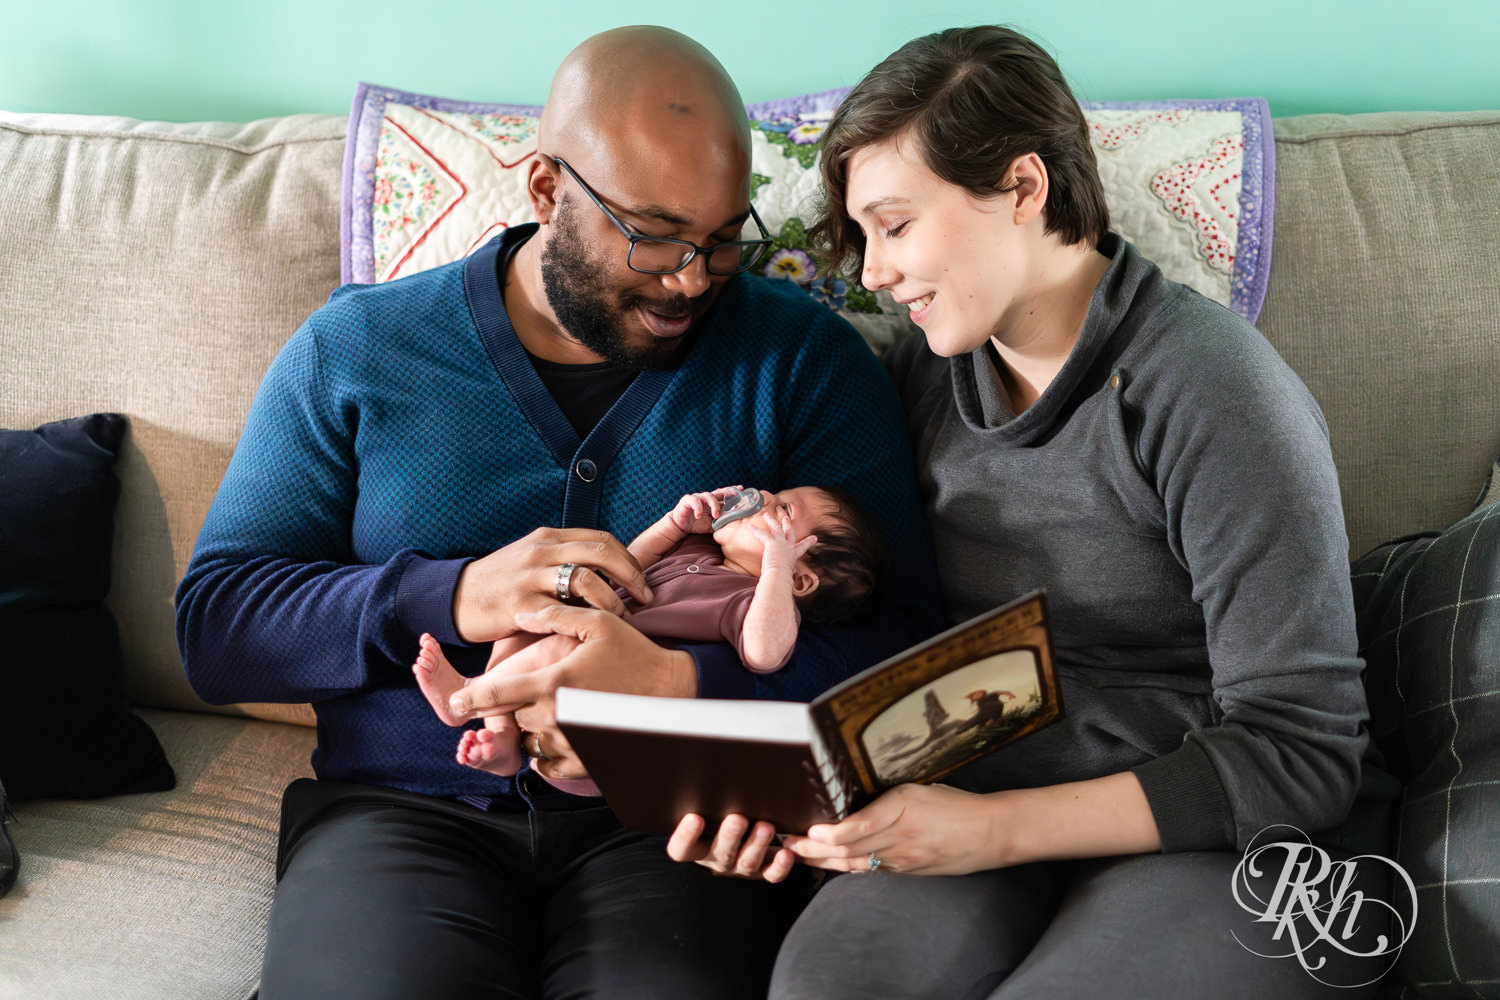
top-left (1230, 826), bottom-right (1417, 988)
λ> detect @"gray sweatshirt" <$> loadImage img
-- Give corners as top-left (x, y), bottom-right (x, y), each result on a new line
top-left (884, 235), bottom-right (1368, 852)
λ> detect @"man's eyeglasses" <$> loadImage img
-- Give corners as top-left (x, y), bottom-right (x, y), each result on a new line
top-left (550, 156), bottom-right (772, 276)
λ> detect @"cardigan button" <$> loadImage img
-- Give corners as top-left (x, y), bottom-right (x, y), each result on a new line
top-left (575, 459), bottom-right (598, 482)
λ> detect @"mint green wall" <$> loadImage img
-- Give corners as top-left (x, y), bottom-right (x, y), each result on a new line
top-left (5, 0), bottom-right (1494, 122)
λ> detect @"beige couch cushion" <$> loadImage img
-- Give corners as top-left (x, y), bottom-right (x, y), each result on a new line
top-left (0, 711), bottom-right (315, 999)
top-left (1258, 111), bottom-right (1500, 556)
top-left (0, 112), bottom-right (346, 724)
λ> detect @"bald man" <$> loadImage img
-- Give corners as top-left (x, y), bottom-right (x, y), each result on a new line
top-left (177, 25), bottom-right (939, 999)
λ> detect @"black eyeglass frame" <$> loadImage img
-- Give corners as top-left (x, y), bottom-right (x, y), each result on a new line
top-left (550, 155), bottom-right (773, 276)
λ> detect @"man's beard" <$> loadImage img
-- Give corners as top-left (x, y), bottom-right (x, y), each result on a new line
top-left (539, 198), bottom-right (700, 371)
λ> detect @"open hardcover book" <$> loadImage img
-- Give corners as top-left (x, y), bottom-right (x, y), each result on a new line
top-left (556, 589), bottom-right (1063, 835)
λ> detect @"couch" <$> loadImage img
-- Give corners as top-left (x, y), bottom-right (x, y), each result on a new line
top-left (1, 103), bottom-right (1497, 999)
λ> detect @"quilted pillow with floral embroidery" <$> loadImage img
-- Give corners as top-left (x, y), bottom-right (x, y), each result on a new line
top-left (341, 83), bottom-right (1274, 352)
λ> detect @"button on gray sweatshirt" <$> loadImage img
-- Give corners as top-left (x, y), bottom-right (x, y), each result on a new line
top-left (883, 235), bottom-right (1369, 852)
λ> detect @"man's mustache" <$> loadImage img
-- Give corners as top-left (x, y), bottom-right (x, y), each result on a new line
top-left (627, 293), bottom-right (698, 319)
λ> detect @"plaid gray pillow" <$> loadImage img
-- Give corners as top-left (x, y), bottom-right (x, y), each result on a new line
top-left (1351, 502), bottom-right (1500, 997)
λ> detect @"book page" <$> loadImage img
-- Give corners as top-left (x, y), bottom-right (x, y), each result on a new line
top-left (809, 591), bottom-right (1062, 799)
top-left (808, 727), bottom-right (854, 818)
top-left (556, 687), bottom-right (816, 743)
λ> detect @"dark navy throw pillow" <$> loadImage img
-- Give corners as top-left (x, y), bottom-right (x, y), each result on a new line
top-left (0, 414), bottom-right (174, 800)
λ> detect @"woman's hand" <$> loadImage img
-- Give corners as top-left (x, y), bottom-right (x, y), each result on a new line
top-left (666, 813), bottom-right (798, 883)
top-left (781, 784), bottom-right (1008, 876)
top-left (452, 527), bottom-right (652, 643)
top-left (786, 774), bottom-right (1162, 875)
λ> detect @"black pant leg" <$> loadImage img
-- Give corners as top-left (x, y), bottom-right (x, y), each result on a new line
top-left (537, 807), bottom-right (818, 1000)
top-left (260, 779), bottom-right (542, 1000)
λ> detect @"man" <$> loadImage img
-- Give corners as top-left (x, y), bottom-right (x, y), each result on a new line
top-left (175, 25), bottom-right (938, 1000)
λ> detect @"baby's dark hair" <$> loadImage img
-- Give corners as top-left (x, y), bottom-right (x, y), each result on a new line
top-left (797, 484), bottom-right (888, 626)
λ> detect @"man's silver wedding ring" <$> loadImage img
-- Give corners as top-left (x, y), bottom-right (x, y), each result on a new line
top-left (556, 563), bottom-right (578, 603)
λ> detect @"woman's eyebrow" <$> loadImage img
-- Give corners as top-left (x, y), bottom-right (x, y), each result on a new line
top-left (859, 196), bottom-right (909, 217)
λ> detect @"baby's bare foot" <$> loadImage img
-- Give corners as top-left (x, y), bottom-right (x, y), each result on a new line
top-left (457, 728), bottom-right (524, 776)
top-left (413, 633), bottom-right (469, 726)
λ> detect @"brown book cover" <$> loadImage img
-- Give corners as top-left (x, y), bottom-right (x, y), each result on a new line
top-left (556, 590), bottom-right (1062, 835)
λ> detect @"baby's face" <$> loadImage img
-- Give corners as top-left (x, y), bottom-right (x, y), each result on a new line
top-left (712, 486), bottom-right (839, 572)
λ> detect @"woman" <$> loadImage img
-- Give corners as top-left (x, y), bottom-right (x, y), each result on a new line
top-left (670, 26), bottom-right (1392, 998)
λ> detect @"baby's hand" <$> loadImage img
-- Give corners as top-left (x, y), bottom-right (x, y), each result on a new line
top-left (670, 487), bottom-right (739, 534)
top-left (747, 510), bottom-right (816, 573)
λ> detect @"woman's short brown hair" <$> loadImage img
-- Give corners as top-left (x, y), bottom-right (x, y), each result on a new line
top-left (811, 25), bottom-right (1110, 276)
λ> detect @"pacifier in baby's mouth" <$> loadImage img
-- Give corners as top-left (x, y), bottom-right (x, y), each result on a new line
top-left (711, 487), bottom-right (765, 530)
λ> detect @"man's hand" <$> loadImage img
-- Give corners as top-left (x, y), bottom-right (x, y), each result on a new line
top-left (452, 527), bottom-right (653, 643)
top-left (445, 605), bottom-right (697, 782)
top-left (666, 813), bottom-right (797, 882)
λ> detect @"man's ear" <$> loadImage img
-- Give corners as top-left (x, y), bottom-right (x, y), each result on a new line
top-left (1006, 152), bottom-right (1049, 227)
top-left (527, 157), bottom-right (562, 225)
top-left (792, 564), bottom-right (820, 598)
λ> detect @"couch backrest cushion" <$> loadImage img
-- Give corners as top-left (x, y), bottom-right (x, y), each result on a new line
top-left (5, 107), bottom-right (1498, 720)
top-left (1257, 111), bottom-right (1500, 557)
top-left (0, 112), bottom-right (345, 723)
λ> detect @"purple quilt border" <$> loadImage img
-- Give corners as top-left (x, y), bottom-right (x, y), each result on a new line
top-left (744, 87), bottom-right (851, 121)
top-left (1081, 97), bottom-right (1274, 323)
top-left (343, 85), bottom-right (1273, 322)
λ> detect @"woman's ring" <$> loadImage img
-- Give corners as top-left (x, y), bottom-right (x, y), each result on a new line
top-left (556, 563), bottom-right (578, 602)
top-left (866, 853), bottom-right (882, 872)
top-left (525, 731), bottom-right (551, 760)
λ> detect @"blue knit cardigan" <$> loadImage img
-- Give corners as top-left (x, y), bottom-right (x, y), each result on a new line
top-left (176, 227), bottom-right (940, 804)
